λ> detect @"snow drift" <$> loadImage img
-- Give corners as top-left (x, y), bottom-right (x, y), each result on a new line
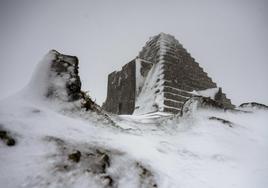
top-left (0, 50), bottom-right (268, 188)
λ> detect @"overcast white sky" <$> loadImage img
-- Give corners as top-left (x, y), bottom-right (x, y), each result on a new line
top-left (0, 0), bottom-right (267, 106)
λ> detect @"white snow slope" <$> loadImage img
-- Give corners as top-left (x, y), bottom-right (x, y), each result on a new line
top-left (0, 53), bottom-right (268, 188)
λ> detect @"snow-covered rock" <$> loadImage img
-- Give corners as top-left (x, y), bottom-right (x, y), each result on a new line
top-left (21, 50), bottom-right (81, 102)
top-left (191, 87), bottom-right (220, 100)
top-left (239, 102), bottom-right (268, 111)
top-left (180, 96), bottom-right (225, 117)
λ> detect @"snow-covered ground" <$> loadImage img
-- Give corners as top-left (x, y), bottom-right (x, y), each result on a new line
top-left (0, 52), bottom-right (268, 188)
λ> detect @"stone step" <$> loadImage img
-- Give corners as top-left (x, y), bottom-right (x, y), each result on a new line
top-left (163, 86), bottom-right (194, 98)
top-left (164, 92), bottom-right (189, 103)
top-left (164, 70), bottom-right (217, 90)
top-left (163, 77), bottom-right (215, 92)
top-left (163, 107), bottom-right (181, 114)
top-left (184, 78), bottom-right (217, 90)
top-left (164, 99), bottom-right (184, 109)
top-left (162, 62), bottom-right (210, 81)
top-left (163, 80), bottom-right (194, 92)
top-left (160, 54), bottom-right (178, 62)
top-left (162, 68), bottom-right (216, 89)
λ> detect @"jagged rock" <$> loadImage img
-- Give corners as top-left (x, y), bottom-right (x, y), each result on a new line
top-left (181, 96), bottom-right (225, 116)
top-left (68, 150), bottom-right (81, 163)
top-left (239, 102), bottom-right (268, 110)
top-left (47, 50), bottom-right (82, 101)
top-left (45, 136), bottom-right (115, 186)
top-left (89, 150), bottom-right (110, 174)
top-left (46, 50), bottom-right (100, 111)
top-left (0, 126), bottom-right (16, 146)
top-left (38, 50), bottom-right (115, 125)
top-left (45, 136), bottom-right (158, 188)
top-left (137, 163), bottom-right (158, 188)
top-left (45, 136), bottom-right (111, 173)
top-left (100, 175), bottom-right (113, 187)
top-left (208, 116), bottom-right (233, 127)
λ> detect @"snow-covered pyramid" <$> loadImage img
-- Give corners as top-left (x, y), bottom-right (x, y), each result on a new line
top-left (0, 50), bottom-right (268, 188)
top-left (136, 33), bottom-right (234, 114)
top-left (103, 33), bottom-right (234, 115)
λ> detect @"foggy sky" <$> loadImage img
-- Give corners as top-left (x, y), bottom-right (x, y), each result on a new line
top-left (0, 0), bottom-right (267, 106)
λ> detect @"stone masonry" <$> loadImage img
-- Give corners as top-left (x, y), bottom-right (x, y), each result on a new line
top-left (103, 33), bottom-right (235, 114)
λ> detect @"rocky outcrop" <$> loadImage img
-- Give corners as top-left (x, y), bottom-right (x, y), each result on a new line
top-left (180, 96), bottom-right (226, 116)
top-left (48, 50), bottom-right (82, 101)
top-left (27, 50), bottom-right (115, 125)
top-left (0, 125), bottom-right (16, 146)
top-left (239, 102), bottom-right (268, 110)
top-left (45, 50), bottom-right (106, 113)
top-left (208, 116), bottom-right (233, 127)
top-left (45, 136), bottom-right (158, 188)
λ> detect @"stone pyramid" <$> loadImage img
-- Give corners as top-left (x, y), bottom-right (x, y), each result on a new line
top-left (103, 33), bottom-right (234, 114)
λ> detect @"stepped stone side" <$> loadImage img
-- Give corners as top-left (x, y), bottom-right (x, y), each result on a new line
top-left (139, 35), bottom-right (164, 63)
top-left (103, 33), bottom-right (235, 115)
top-left (214, 88), bottom-right (235, 109)
top-left (153, 33), bottom-right (234, 112)
top-left (163, 107), bottom-right (181, 114)
top-left (162, 87), bottom-right (235, 112)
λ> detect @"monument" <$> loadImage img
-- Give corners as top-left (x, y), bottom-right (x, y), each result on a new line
top-left (103, 33), bottom-right (234, 114)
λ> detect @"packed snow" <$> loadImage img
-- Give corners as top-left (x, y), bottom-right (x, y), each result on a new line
top-left (135, 58), bottom-right (146, 97)
top-left (134, 61), bottom-right (164, 115)
top-left (134, 34), bottom-right (173, 114)
top-left (191, 88), bottom-right (220, 99)
top-left (0, 51), bottom-right (268, 188)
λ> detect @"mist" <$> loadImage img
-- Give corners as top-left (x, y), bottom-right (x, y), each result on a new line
top-left (0, 0), bottom-right (267, 106)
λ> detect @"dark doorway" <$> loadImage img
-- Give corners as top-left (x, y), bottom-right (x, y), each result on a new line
top-left (118, 103), bottom-right (122, 114)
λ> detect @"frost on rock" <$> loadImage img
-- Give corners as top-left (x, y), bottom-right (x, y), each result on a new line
top-left (191, 87), bottom-right (220, 100)
top-left (48, 50), bottom-right (82, 101)
top-left (33, 136), bottom-right (159, 188)
top-left (135, 58), bottom-right (146, 96)
top-left (20, 50), bottom-right (113, 124)
top-left (239, 102), bottom-right (268, 111)
top-left (134, 62), bottom-right (164, 114)
top-left (0, 125), bottom-right (16, 146)
top-left (21, 49), bottom-right (82, 102)
top-left (181, 96), bottom-right (225, 117)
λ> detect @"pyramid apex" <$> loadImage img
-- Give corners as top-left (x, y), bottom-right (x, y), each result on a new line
top-left (159, 32), bottom-right (174, 38)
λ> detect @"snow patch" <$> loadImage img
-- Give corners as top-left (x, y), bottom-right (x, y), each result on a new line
top-left (21, 50), bottom-right (57, 101)
top-left (191, 87), bottom-right (220, 99)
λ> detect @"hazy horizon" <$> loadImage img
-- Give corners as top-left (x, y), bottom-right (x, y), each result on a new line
top-left (0, 0), bottom-right (267, 106)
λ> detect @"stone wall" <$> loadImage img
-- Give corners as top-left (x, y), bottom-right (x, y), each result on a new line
top-left (103, 33), bottom-right (235, 115)
top-left (103, 60), bottom-right (136, 114)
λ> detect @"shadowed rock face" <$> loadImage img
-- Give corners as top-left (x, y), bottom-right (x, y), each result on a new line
top-left (180, 96), bottom-right (225, 116)
top-left (208, 116), bottom-right (233, 127)
top-left (45, 50), bottom-right (102, 112)
top-left (45, 50), bottom-right (115, 125)
top-left (45, 136), bottom-right (158, 188)
top-left (0, 125), bottom-right (16, 146)
top-left (239, 102), bottom-right (268, 110)
top-left (48, 50), bottom-right (82, 101)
